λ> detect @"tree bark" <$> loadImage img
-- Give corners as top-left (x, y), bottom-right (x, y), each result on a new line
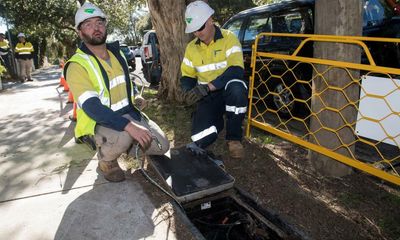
top-left (38, 38), bottom-right (47, 68)
top-left (147, 0), bottom-right (191, 101)
top-left (310, 0), bottom-right (362, 177)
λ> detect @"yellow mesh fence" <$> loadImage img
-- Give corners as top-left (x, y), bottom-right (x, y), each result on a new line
top-left (246, 33), bottom-right (400, 185)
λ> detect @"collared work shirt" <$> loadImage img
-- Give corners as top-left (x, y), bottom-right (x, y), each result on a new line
top-left (181, 27), bottom-right (244, 84)
top-left (15, 42), bottom-right (34, 59)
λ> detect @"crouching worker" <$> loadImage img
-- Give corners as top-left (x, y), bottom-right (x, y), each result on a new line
top-left (180, 1), bottom-right (248, 159)
top-left (65, 2), bottom-right (169, 182)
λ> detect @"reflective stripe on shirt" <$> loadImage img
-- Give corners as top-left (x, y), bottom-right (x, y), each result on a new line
top-left (226, 46), bottom-right (242, 58)
top-left (195, 61), bottom-right (227, 73)
top-left (15, 47), bottom-right (33, 51)
top-left (183, 58), bottom-right (193, 68)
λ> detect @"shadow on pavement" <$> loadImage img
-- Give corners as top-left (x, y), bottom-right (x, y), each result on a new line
top-left (54, 172), bottom-right (179, 240)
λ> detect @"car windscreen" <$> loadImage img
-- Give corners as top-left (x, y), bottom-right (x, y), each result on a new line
top-left (363, 0), bottom-right (394, 27)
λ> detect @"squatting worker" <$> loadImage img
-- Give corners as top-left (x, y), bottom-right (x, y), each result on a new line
top-left (65, 2), bottom-right (169, 182)
top-left (15, 33), bottom-right (34, 82)
top-left (180, 1), bottom-right (248, 159)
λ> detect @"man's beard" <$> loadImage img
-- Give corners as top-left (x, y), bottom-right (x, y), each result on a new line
top-left (81, 31), bottom-right (107, 45)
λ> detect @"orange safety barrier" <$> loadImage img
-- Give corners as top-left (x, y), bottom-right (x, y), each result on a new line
top-left (63, 79), bottom-right (69, 92)
top-left (59, 74), bottom-right (65, 86)
top-left (59, 58), bottom-right (65, 69)
top-left (67, 90), bottom-right (74, 103)
top-left (59, 69), bottom-right (68, 92)
top-left (69, 102), bottom-right (77, 122)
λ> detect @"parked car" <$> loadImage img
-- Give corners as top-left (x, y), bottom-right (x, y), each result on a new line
top-left (140, 30), bottom-right (161, 85)
top-left (120, 43), bottom-right (136, 72)
top-left (128, 45), bottom-right (141, 57)
top-left (133, 47), bottom-right (141, 57)
top-left (222, 0), bottom-right (400, 117)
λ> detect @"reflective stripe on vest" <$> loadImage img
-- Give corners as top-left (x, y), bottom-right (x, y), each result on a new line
top-left (75, 53), bottom-right (110, 107)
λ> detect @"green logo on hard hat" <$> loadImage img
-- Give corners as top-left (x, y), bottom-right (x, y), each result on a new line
top-left (84, 8), bottom-right (95, 14)
top-left (186, 17), bottom-right (192, 24)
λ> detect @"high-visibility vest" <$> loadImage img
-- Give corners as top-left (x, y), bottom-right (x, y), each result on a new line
top-left (0, 40), bottom-right (9, 56)
top-left (67, 48), bottom-right (135, 138)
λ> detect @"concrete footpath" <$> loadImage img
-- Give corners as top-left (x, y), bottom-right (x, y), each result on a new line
top-left (0, 66), bottom-right (182, 240)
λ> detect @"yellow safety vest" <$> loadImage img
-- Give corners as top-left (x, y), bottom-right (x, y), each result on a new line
top-left (0, 40), bottom-right (10, 55)
top-left (67, 48), bottom-right (135, 138)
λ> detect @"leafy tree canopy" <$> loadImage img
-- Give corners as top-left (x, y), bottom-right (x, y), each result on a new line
top-left (0, 0), bottom-right (143, 42)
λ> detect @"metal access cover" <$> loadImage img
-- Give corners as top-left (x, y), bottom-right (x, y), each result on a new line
top-left (148, 147), bottom-right (235, 203)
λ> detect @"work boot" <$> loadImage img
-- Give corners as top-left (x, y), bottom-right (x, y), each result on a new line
top-left (227, 140), bottom-right (244, 159)
top-left (98, 160), bottom-right (125, 182)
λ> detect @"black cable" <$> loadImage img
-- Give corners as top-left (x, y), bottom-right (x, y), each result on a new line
top-left (134, 144), bottom-right (184, 210)
top-left (193, 218), bottom-right (249, 228)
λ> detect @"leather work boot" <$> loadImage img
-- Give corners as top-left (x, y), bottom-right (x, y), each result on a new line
top-left (227, 141), bottom-right (244, 159)
top-left (98, 160), bottom-right (125, 182)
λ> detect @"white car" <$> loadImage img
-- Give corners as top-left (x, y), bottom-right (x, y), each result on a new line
top-left (140, 30), bottom-right (161, 85)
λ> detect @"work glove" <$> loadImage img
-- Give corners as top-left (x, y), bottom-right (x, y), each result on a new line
top-left (183, 84), bottom-right (209, 106)
top-left (186, 142), bottom-right (207, 156)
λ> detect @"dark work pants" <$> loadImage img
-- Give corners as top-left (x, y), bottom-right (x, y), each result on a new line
top-left (191, 79), bottom-right (248, 148)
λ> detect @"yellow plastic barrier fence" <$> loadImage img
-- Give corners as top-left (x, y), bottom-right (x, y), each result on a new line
top-left (246, 33), bottom-right (400, 185)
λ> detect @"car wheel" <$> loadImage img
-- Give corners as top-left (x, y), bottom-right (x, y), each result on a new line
top-left (267, 77), bottom-right (297, 118)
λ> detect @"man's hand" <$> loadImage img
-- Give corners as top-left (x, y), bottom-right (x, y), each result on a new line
top-left (183, 84), bottom-right (209, 106)
top-left (124, 122), bottom-right (153, 150)
top-left (207, 83), bottom-right (216, 92)
top-left (134, 96), bottom-right (147, 110)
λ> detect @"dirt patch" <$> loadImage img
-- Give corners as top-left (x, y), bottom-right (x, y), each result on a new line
top-left (140, 93), bottom-right (400, 240)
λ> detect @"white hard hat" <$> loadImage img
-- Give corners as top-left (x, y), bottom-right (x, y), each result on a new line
top-left (75, 2), bottom-right (107, 29)
top-left (185, 1), bottom-right (214, 33)
top-left (17, 33), bottom-right (25, 38)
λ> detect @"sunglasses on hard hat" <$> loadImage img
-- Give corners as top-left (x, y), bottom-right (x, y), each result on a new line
top-left (195, 23), bottom-right (206, 33)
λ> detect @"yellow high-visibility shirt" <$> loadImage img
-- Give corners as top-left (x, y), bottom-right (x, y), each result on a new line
top-left (15, 42), bottom-right (34, 59)
top-left (181, 27), bottom-right (244, 84)
top-left (15, 42), bottom-right (34, 54)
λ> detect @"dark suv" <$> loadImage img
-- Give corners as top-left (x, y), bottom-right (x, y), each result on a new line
top-left (120, 43), bottom-right (136, 72)
top-left (222, 0), bottom-right (400, 116)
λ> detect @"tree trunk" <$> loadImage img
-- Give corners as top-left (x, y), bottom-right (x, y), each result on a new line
top-left (310, 0), bottom-right (362, 177)
top-left (147, 0), bottom-right (191, 102)
top-left (38, 38), bottom-right (47, 68)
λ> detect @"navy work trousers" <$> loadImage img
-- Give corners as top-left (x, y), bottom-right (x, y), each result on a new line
top-left (191, 79), bottom-right (248, 148)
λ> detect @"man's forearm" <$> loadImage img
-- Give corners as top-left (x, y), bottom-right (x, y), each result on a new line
top-left (82, 97), bottom-right (130, 131)
top-left (210, 66), bottom-right (244, 90)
